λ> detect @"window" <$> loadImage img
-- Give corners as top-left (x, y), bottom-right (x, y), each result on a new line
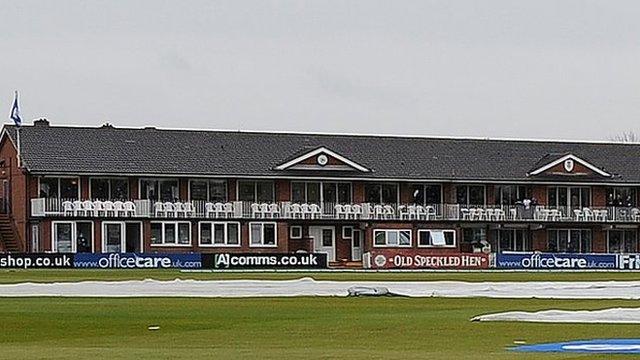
top-left (547, 229), bottom-right (592, 253)
top-left (410, 184), bottom-right (442, 205)
top-left (90, 178), bottom-right (129, 200)
top-left (364, 183), bottom-right (398, 204)
top-left (290, 225), bottom-right (302, 239)
top-left (455, 185), bottom-right (485, 205)
top-left (140, 179), bottom-right (179, 202)
top-left (342, 226), bottom-right (353, 239)
top-left (249, 223), bottom-right (277, 247)
top-left (547, 187), bottom-right (591, 208)
top-left (199, 222), bottom-right (240, 246)
top-left (418, 230), bottom-right (455, 247)
top-left (608, 230), bottom-right (638, 253)
top-left (291, 182), bottom-right (352, 204)
top-left (39, 177), bottom-right (79, 200)
top-left (462, 228), bottom-right (486, 244)
top-left (495, 229), bottom-right (530, 252)
top-left (373, 229), bottom-right (411, 247)
top-left (606, 187), bottom-right (637, 207)
top-left (52, 221), bottom-right (93, 253)
top-left (494, 185), bottom-right (532, 205)
top-left (237, 181), bottom-right (275, 203)
top-left (150, 222), bottom-right (191, 246)
top-left (189, 180), bottom-right (228, 202)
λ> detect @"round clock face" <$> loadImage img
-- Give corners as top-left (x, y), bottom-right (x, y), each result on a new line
top-left (317, 154), bottom-right (328, 166)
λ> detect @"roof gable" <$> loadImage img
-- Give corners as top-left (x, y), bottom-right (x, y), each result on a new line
top-left (527, 153), bottom-right (612, 178)
top-left (274, 146), bottom-right (370, 172)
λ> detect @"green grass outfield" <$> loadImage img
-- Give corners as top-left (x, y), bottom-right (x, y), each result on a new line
top-left (0, 296), bottom-right (638, 359)
top-left (1, 270), bottom-right (640, 359)
top-left (2, 268), bottom-right (640, 283)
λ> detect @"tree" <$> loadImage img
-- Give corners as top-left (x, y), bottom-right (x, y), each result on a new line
top-left (610, 131), bottom-right (640, 143)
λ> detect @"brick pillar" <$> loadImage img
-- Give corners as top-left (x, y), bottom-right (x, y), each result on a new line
top-left (276, 180), bottom-right (290, 202)
top-left (592, 228), bottom-right (606, 253)
top-left (130, 177), bottom-right (139, 200)
top-left (531, 229), bottom-right (546, 251)
top-left (179, 179), bottom-right (189, 200)
top-left (592, 187), bottom-right (606, 207)
top-left (400, 183), bottom-right (412, 204)
top-left (353, 182), bottom-right (365, 203)
top-left (486, 185), bottom-right (495, 205)
top-left (227, 179), bottom-right (237, 201)
top-left (532, 186), bottom-right (546, 206)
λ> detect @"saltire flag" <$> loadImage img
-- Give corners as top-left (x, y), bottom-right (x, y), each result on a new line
top-left (10, 91), bottom-right (21, 127)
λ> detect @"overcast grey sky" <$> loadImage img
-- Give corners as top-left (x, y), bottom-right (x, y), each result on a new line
top-left (1, 0), bottom-right (640, 140)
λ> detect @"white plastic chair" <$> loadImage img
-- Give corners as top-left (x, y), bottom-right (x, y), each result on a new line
top-left (291, 204), bottom-right (302, 219)
top-left (123, 201), bottom-right (136, 216)
top-left (93, 201), bottom-right (105, 217)
top-left (72, 200), bottom-right (84, 216)
top-left (154, 202), bottom-right (165, 217)
top-left (62, 201), bottom-right (74, 216)
top-left (260, 203), bottom-right (271, 218)
top-left (223, 202), bottom-right (234, 218)
top-left (301, 203), bottom-right (311, 219)
top-left (251, 203), bottom-right (261, 218)
top-left (309, 204), bottom-right (321, 219)
top-left (163, 202), bottom-right (176, 217)
top-left (104, 201), bottom-right (116, 217)
top-left (114, 201), bottom-right (126, 217)
top-left (334, 204), bottom-right (345, 219)
top-left (383, 205), bottom-right (394, 219)
top-left (351, 204), bottom-right (363, 219)
top-left (269, 203), bottom-right (280, 218)
top-left (582, 207), bottom-right (594, 221)
top-left (182, 202), bottom-right (195, 217)
top-left (82, 200), bottom-right (95, 216)
top-left (343, 204), bottom-right (353, 219)
top-left (205, 203), bottom-right (215, 218)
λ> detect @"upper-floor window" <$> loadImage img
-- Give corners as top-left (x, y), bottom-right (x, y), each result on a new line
top-left (190, 180), bottom-right (227, 202)
top-left (494, 185), bottom-right (532, 205)
top-left (140, 179), bottom-right (179, 202)
top-left (39, 177), bottom-right (79, 200)
top-left (90, 178), bottom-right (129, 200)
top-left (237, 181), bottom-right (274, 203)
top-left (409, 184), bottom-right (442, 205)
top-left (455, 185), bottom-right (485, 206)
top-left (364, 183), bottom-right (398, 204)
top-left (548, 187), bottom-right (590, 208)
top-left (291, 182), bottom-right (351, 204)
top-left (606, 187), bottom-right (637, 207)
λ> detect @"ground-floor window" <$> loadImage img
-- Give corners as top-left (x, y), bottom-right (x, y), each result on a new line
top-left (52, 221), bottom-right (93, 253)
top-left (418, 229), bottom-right (455, 247)
top-left (150, 222), bottom-right (191, 246)
top-left (607, 230), bottom-right (638, 253)
top-left (199, 222), bottom-right (240, 247)
top-left (495, 229), bottom-right (530, 252)
top-left (547, 229), bottom-right (591, 253)
top-left (373, 229), bottom-right (411, 247)
top-left (249, 222), bottom-right (277, 247)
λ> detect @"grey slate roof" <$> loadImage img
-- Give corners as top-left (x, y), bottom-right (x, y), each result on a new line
top-left (3, 122), bottom-right (640, 183)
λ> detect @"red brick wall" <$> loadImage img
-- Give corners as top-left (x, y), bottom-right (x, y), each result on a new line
top-left (531, 229), bottom-right (546, 251)
top-left (531, 186), bottom-right (547, 205)
top-left (275, 180), bottom-right (289, 202)
top-left (0, 136), bottom-right (27, 251)
top-left (353, 182), bottom-right (365, 203)
top-left (592, 187), bottom-right (606, 207)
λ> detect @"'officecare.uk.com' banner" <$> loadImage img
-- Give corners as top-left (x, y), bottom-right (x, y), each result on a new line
top-left (495, 252), bottom-right (618, 269)
top-left (74, 253), bottom-right (203, 269)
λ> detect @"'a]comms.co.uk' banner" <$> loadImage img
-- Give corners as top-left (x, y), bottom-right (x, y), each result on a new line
top-left (495, 252), bottom-right (618, 269)
top-left (203, 253), bottom-right (328, 269)
top-left (367, 251), bottom-right (490, 269)
top-left (0, 253), bottom-right (74, 269)
top-left (74, 253), bottom-right (202, 269)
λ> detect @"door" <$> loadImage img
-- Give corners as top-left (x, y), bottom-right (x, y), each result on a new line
top-left (310, 226), bottom-right (335, 262)
top-left (351, 229), bottom-right (362, 261)
top-left (103, 222), bottom-right (124, 252)
top-left (103, 222), bottom-right (143, 253)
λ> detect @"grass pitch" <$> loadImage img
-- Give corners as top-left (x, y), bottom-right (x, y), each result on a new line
top-left (0, 270), bottom-right (638, 359)
top-left (0, 297), bottom-right (637, 359)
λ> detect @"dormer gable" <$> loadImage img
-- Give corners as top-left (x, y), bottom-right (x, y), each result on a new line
top-left (274, 146), bottom-right (370, 172)
top-left (527, 153), bottom-right (612, 178)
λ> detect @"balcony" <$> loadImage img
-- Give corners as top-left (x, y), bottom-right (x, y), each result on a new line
top-left (29, 198), bottom-right (640, 223)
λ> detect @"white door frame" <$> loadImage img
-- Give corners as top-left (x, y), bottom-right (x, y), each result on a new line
top-left (351, 229), bottom-right (362, 261)
top-left (102, 221), bottom-right (143, 253)
top-left (309, 226), bottom-right (336, 262)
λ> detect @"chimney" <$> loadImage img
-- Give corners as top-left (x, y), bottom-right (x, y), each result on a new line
top-left (33, 118), bottom-right (50, 127)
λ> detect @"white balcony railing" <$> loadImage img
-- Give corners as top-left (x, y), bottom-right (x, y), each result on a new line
top-left (29, 198), bottom-right (640, 223)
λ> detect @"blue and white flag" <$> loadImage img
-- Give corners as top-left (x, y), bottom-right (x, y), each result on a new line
top-left (10, 91), bottom-right (21, 127)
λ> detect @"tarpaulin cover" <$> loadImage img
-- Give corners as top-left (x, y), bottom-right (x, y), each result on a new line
top-left (3, 278), bottom-right (640, 298)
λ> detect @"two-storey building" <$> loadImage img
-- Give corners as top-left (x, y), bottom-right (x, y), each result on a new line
top-left (1, 120), bottom-right (640, 268)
